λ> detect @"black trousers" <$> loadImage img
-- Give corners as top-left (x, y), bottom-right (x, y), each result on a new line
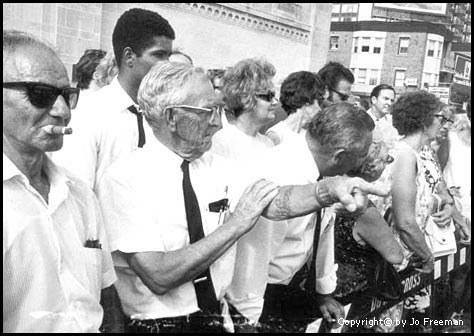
top-left (125, 311), bottom-right (226, 333)
top-left (258, 284), bottom-right (322, 333)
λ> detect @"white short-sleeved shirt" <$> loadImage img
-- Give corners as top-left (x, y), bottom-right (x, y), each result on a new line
top-left (216, 132), bottom-right (335, 322)
top-left (51, 77), bottom-right (145, 191)
top-left (443, 130), bottom-right (471, 220)
top-left (97, 126), bottom-right (238, 320)
top-left (3, 154), bottom-right (116, 333)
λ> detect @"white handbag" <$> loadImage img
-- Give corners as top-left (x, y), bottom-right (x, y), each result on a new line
top-left (424, 194), bottom-right (457, 258)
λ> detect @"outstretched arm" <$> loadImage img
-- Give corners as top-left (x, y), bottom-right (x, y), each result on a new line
top-left (263, 175), bottom-right (390, 220)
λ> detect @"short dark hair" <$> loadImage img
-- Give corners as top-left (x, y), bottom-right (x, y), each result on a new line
top-left (74, 49), bottom-right (106, 89)
top-left (280, 71), bottom-right (325, 115)
top-left (392, 91), bottom-right (442, 136)
top-left (308, 102), bottom-right (374, 154)
top-left (317, 62), bottom-right (354, 90)
top-left (370, 84), bottom-right (395, 101)
top-left (112, 8), bottom-right (175, 66)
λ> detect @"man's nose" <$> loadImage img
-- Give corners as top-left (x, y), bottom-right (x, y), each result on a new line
top-left (209, 108), bottom-right (223, 129)
top-left (50, 95), bottom-right (71, 121)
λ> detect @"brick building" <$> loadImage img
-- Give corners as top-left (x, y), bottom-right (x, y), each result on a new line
top-left (3, 3), bottom-right (332, 88)
top-left (328, 3), bottom-right (470, 106)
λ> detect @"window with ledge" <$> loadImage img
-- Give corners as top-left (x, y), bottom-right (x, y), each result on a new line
top-left (330, 36), bottom-right (339, 50)
top-left (361, 37), bottom-right (370, 52)
top-left (398, 37), bottom-right (410, 55)
top-left (357, 69), bottom-right (367, 84)
top-left (353, 37), bottom-right (359, 53)
top-left (369, 69), bottom-right (379, 85)
top-left (427, 40), bottom-right (435, 57)
top-left (394, 70), bottom-right (406, 87)
top-left (374, 38), bottom-right (383, 54)
top-left (436, 41), bottom-right (443, 58)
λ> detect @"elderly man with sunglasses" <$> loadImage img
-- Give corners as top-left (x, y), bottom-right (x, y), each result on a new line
top-left (96, 61), bottom-right (389, 333)
top-left (3, 30), bottom-right (118, 333)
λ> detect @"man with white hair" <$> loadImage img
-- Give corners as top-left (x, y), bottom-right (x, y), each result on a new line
top-left (97, 61), bottom-right (388, 333)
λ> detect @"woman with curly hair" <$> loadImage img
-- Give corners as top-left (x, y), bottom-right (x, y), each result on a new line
top-left (210, 57), bottom-right (277, 159)
top-left (378, 90), bottom-right (445, 332)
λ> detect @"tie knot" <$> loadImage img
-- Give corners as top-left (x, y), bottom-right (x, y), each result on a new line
top-left (181, 160), bottom-right (190, 172)
top-left (128, 105), bottom-right (139, 115)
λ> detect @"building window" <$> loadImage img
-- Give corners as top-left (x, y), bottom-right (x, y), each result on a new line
top-left (330, 36), bottom-right (339, 50)
top-left (332, 4), bottom-right (341, 14)
top-left (436, 41), bottom-right (443, 58)
top-left (369, 69), bottom-right (379, 85)
top-left (357, 69), bottom-right (367, 84)
top-left (394, 70), bottom-right (406, 87)
top-left (427, 40), bottom-right (435, 57)
top-left (398, 37), bottom-right (410, 54)
top-left (361, 37), bottom-right (370, 52)
top-left (464, 61), bottom-right (471, 78)
top-left (374, 38), bottom-right (383, 54)
top-left (353, 37), bottom-right (359, 53)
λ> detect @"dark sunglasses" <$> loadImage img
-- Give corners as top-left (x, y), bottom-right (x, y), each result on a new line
top-left (434, 114), bottom-right (453, 125)
top-left (255, 90), bottom-right (277, 103)
top-left (329, 87), bottom-right (350, 101)
top-left (3, 81), bottom-right (80, 109)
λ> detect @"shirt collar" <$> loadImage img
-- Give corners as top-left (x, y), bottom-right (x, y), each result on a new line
top-left (109, 76), bottom-right (137, 111)
top-left (142, 125), bottom-right (185, 169)
top-left (3, 153), bottom-right (22, 182)
top-left (3, 152), bottom-right (73, 210)
top-left (367, 108), bottom-right (387, 122)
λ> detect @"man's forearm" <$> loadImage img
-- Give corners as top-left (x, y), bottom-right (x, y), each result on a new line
top-left (263, 184), bottom-right (320, 220)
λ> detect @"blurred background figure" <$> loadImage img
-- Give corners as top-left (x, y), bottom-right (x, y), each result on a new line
top-left (317, 61), bottom-right (354, 107)
top-left (265, 71), bottom-right (325, 145)
top-left (94, 50), bottom-right (119, 88)
top-left (207, 68), bottom-right (228, 122)
top-left (74, 49), bottom-right (107, 92)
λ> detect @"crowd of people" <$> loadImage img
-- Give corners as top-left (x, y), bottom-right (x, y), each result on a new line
top-left (3, 6), bottom-right (471, 334)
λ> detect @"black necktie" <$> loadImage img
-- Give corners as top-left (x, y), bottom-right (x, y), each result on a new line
top-left (128, 105), bottom-right (145, 148)
top-left (305, 210), bottom-right (322, 294)
top-left (305, 176), bottom-right (324, 294)
top-left (181, 160), bottom-right (220, 315)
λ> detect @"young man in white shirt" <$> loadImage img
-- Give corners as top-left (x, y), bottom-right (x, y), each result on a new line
top-left (52, 8), bottom-right (175, 191)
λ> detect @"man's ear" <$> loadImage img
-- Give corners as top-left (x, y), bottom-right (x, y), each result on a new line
top-left (371, 96), bottom-right (377, 105)
top-left (123, 47), bottom-right (136, 68)
top-left (323, 87), bottom-right (330, 100)
top-left (165, 107), bottom-right (178, 132)
top-left (333, 148), bottom-right (347, 164)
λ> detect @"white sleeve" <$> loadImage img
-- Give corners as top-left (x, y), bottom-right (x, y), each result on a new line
top-left (315, 211), bottom-right (338, 295)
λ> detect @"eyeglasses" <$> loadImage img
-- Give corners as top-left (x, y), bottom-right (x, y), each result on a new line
top-left (164, 104), bottom-right (223, 118)
top-left (434, 114), bottom-right (454, 125)
top-left (255, 91), bottom-right (277, 103)
top-left (84, 49), bottom-right (106, 58)
top-left (385, 154), bottom-right (394, 164)
top-left (3, 81), bottom-right (80, 109)
top-left (329, 87), bottom-right (350, 101)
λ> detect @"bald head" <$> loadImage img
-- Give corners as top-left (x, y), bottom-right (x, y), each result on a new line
top-left (3, 30), bottom-right (67, 82)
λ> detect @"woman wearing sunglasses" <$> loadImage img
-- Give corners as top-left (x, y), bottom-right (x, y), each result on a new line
top-left (210, 57), bottom-right (277, 160)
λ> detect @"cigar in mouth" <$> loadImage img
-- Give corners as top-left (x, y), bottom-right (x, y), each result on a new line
top-left (42, 125), bottom-right (73, 135)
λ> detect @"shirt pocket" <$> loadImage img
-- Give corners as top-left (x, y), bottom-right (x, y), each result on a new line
top-left (82, 247), bottom-right (104, 299)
